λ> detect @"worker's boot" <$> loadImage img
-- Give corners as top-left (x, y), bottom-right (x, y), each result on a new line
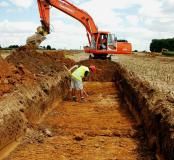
top-left (72, 96), bottom-right (77, 102)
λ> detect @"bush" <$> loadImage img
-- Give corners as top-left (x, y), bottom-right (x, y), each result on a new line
top-left (46, 45), bottom-right (51, 50)
top-left (8, 45), bottom-right (19, 49)
top-left (150, 38), bottom-right (174, 52)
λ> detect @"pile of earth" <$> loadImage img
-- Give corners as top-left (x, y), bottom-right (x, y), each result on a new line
top-left (78, 59), bottom-right (117, 82)
top-left (0, 47), bottom-right (75, 99)
top-left (0, 47), bottom-right (76, 153)
top-left (0, 48), bottom-right (117, 99)
top-left (7, 48), bottom-right (75, 77)
top-left (0, 58), bottom-right (34, 97)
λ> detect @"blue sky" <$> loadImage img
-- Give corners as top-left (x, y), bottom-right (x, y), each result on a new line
top-left (0, 1), bottom-right (38, 21)
top-left (0, 0), bottom-right (174, 51)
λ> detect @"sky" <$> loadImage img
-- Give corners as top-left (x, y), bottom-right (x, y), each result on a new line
top-left (0, 0), bottom-right (174, 51)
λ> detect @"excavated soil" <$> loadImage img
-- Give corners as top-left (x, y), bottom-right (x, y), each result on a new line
top-left (0, 48), bottom-right (74, 109)
top-left (0, 47), bottom-right (74, 154)
top-left (5, 82), bottom-right (155, 160)
top-left (0, 58), bottom-right (34, 98)
top-left (0, 48), bottom-right (75, 100)
top-left (6, 48), bottom-right (74, 77)
top-left (78, 59), bottom-right (117, 82)
top-left (0, 49), bottom-right (173, 160)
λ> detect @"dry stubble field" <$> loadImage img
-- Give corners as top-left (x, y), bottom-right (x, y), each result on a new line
top-left (116, 53), bottom-right (174, 97)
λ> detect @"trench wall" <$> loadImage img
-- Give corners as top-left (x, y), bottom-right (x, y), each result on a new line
top-left (115, 63), bottom-right (174, 160)
top-left (0, 72), bottom-right (69, 150)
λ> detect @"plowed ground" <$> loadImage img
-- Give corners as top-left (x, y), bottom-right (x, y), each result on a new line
top-left (5, 82), bottom-right (154, 160)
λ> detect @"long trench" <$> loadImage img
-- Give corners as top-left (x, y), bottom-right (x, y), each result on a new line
top-left (4, 82), bottom-right (154, 160)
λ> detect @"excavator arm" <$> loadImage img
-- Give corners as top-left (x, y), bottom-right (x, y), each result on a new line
top-left (26, 0), bottom-right (132, 57)
top-left (37, 0), bottom-right (98, 44)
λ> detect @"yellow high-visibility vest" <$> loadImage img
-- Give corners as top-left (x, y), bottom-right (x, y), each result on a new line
top-left (72, 66), bottom-right (89, 81)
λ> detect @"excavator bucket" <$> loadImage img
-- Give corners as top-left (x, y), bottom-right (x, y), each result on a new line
top-left (26, 33), bottom-right (46, 48)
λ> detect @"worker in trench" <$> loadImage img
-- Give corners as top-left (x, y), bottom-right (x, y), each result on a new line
top-left (65, 65), bottom-right (96, 102)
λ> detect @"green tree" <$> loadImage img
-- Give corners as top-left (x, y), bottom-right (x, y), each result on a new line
top-left (46, 45), bottom-right (51, 50)
top-left (150, 38), bottom-right (174, 52)
top-left (8, 45), bottom-right (19, 48)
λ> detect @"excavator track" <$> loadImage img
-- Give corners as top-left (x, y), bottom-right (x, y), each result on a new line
top-left (5, 82), bottom-right (155, 160)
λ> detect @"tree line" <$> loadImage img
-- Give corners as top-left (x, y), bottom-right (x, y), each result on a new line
top-left (0, 45), bottom-right (56, 50)
top-left (150, 38), bottom-right (174, 52)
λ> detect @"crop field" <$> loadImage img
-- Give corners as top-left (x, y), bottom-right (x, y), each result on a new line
top-left (117, 54), bottom-right (174, 95)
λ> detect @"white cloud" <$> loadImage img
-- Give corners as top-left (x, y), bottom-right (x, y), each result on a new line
top-left (0, 20), bottom-right (38, 47)
top-left (161, 0), bottom-right (174, 15)
top-left (8, 0), bottom-right (33, 8)
top-left (78, 0), bottom-right (174, 50)
top-left (69, 0), bottom-right (90, 5)
top-left (126, 15), bottom-right (139, 26)
top-left (0, 1), bottom-right (9, 7)
top-left (41, 17), bottom-right (88, 49)
top-left (0, 20), bottom-right (37, 33)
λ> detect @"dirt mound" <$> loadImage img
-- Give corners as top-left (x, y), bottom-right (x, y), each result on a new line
top-left (45, 51), bottom-right (76, 68)
top-left (0, 47), bottom-right (75, 99)
top-left (7, 48), bottom-right (75, 76)
top-left (0, 58), bottom-right (34, 97)
top-left (0, 59), bottom-right (16, 96)
top-left (0, 47), bottom-right (74, 152)
top-left (78, 59), bottom-right (117, 82)
top-left (7, 50), bottom-right (60, 76)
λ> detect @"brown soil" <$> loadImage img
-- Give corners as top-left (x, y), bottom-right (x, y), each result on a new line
top-left (1, 49), bottom-right (173, 159)
top-left (0, 47), bottom-right (74, 153)
top-left (5, 82), bottom-right (155, 160)
top-left (0, 58), bottom-right (34, 97)
top-left (0, 47), bottom-right (75, 99)
top-left (6, 48), bottom-right (74, 76)
top-left (78, 59), bottom-right (117, 82)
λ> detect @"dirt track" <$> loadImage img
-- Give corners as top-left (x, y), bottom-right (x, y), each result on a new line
top-left (5, 82), bottom-right (154, 160)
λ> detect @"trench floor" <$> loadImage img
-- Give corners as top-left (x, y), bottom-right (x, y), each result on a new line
top-left (5, 82), bottom-right (154, 160)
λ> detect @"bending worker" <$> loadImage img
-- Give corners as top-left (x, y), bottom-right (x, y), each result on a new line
top-left (68, 64), bottom-right (96, 102)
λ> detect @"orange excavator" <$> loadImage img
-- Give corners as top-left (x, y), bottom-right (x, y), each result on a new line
top-left (27, 0), bottom-right (132, 59)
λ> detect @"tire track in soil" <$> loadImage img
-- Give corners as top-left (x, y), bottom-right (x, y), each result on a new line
top-left (5, 82), bottom-right (155, 160)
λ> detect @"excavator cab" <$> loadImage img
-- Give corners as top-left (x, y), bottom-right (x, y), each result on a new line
top-left (84, 31), bottom-right (132, 59)
top-left (84, 32), bottom-right (117, 59)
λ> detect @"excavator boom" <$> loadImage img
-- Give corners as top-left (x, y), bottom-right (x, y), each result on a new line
top-left (27, 0), bottom-right (132, 57)
top-left (37, 0), bottom-right (98, 44)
